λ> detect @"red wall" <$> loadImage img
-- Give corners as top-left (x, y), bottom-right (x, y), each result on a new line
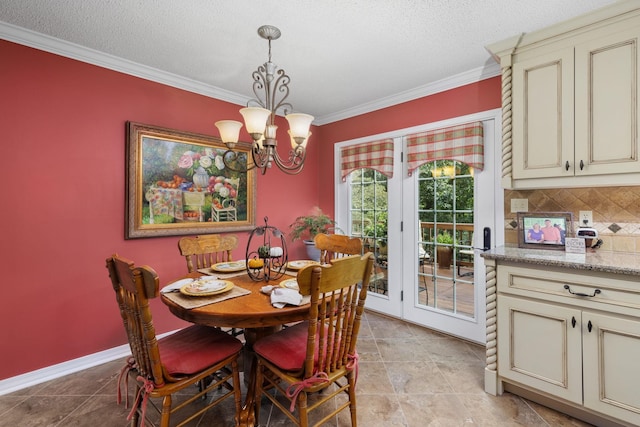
top-left (0, 39), bottom-right (500, 380)
top-left (0, 40), bottom-right (319, 379)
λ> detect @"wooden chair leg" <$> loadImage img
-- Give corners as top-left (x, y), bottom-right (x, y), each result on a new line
top-left (298, 391), bottom-right (309, 427)
top-left (254, 362), bottom-right (263, 425)
top-left (160, 395), bottom-right (172, 427)
top-left (348, 374), bottom-right (358, 427)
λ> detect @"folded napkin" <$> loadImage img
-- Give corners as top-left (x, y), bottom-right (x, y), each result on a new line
top-left (160, 278), bottom-right (193, 293)
top-left (270, 287), bottom-right (304, 309)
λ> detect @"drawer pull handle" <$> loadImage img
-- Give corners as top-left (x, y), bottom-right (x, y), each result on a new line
top-left (580, 160), bottom-right (584, 170)
top-left (571, 316), bottom-right (576, 328)
top-left (565, 161), bottom-right (570, 171)
top-left (588, 320), bottom-right (593, 333)
top-left (563, 284), bottom-right (601, 297)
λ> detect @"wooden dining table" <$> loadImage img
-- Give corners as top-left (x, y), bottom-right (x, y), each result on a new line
top-left (161, 269), bottom-right (309, 427)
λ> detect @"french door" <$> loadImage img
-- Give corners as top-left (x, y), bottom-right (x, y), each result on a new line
top-left (335, 109), bottom-right (502, 343)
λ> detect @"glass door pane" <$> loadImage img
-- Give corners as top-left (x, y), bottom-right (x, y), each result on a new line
top-left (349, 169), bottom-right (388, 296)
top-left (417, 160), bottom-right (475, 316)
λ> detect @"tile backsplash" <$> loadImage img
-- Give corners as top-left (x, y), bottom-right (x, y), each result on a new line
top-left (503, 186), bottom-right (640, 253)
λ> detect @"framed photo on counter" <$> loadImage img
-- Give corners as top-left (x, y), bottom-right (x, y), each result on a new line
top-left (517, 212), bottom-right (573, 250)
top-left (126, 122), bottom-right (256, 239)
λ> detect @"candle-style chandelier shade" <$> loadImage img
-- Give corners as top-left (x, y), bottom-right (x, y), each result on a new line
top-left (215, 25), bottom-right (314, 175)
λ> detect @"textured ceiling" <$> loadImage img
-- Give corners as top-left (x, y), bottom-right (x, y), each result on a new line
top-left (0, 0), bottom-right (619, 123)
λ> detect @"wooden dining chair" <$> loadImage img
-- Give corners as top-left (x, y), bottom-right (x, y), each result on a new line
top-left (105, 254), bottom-right (242, 427)
top-left (179, 233), bottom-right (242, 337)
top-left (253, 253), bottom-right (374, 427)
top-left (313, 233), bottom-right (362, 264)
top-left (178, 234), bottom-right (238, 273)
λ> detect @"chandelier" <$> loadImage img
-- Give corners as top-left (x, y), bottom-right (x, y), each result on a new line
top-left (215, 25), bottom-right (314, 175)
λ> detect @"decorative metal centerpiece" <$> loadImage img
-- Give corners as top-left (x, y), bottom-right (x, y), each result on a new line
top-left (246, 216), bottom-right (288, 282)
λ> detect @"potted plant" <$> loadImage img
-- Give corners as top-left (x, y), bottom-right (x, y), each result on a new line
top-left (435, 231), bottom-right (454, 269)
top-left (363, 212), bottom-right (388, 256)
top-left (289, 207), bottom-right (339, 261)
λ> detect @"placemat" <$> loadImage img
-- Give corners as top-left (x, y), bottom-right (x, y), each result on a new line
top-left (197, 268), bottom-right (249, 279)
top-left (163, 285), bottom-right (251, 309)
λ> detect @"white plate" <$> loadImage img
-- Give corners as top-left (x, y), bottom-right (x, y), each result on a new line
top-left (180, 279), bottom-right (234, 296)
top-left (210, 260), bottom-right (247, 272)
top-left (188, 279), bottom-right (227, 292)
top-left (287, 260), bottom-right (320, 270)
top-left (280, 278), bottom-right (299, 290)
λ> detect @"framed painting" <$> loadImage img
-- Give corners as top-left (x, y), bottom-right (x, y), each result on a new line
top-left (126, 121), bottom-right (256, 239)
top-left (517, 212), bottom-right (573, 250)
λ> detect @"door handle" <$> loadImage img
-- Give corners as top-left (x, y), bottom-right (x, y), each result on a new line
top-left (565, 161), bottom-right (570, 171)
top-left (571, 316), bottom-right (576, 328)
top-left (580, 160), bottom-right (584, 170)
top-left (588, 320), bottom-right (593, 333)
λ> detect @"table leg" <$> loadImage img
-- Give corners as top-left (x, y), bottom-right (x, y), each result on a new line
top-left (236, 326), bottom-right (281, 427)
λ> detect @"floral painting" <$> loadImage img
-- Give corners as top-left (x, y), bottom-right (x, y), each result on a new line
top-left (126, 122), bottom-right (256, 239)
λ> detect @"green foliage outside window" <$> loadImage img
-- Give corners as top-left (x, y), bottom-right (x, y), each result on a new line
top-left (418, 160), bottom-right (474, 226)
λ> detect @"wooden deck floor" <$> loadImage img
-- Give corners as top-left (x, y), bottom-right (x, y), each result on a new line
top-left (368, 261), bottom-right (476, 317)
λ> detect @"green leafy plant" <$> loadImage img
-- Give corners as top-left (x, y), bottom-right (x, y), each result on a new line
top-left (436, 231), bottom-right (454, 244)
top-left (289, 207), bottom-right (339, 242)
top-left (363, 211), bottom-right (388, 240)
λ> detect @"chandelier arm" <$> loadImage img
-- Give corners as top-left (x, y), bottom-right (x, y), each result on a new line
top-left (269, 146), bottom-right (307, 175)
top-left (252, 145), bottom-right (272, 170)
top-left (270, 70), bottom-right (291, 115)
top-left (250, 68), bottom-right (268, 109)
top-left (221, 150), bottom-right (256, 173)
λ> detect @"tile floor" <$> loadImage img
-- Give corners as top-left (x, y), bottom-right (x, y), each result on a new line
top-left (0, 311), bottom-right (594, 426)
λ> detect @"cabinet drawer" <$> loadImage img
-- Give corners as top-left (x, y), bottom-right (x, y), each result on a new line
top-left (497, 264), bottom-right (640, 313)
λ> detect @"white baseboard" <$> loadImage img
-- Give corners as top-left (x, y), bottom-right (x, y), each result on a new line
top-left (0, 330), bottom-right (178, 396)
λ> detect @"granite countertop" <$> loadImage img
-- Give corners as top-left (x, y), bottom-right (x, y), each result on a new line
top-left (481, 246), bottom-right (640, 277)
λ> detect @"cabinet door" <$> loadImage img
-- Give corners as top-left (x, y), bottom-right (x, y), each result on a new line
top-left (575, 25), bottom-right (640, 176)
top-left (512, 48), bottom-right (574, 179)
top-left (582, 311), bottom-right (640, 425)
top-left (497, 295), bottom-right (582, 404)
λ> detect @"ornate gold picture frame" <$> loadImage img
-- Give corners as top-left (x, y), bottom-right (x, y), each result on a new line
top-left (126, 122), bottom-right (256, 239)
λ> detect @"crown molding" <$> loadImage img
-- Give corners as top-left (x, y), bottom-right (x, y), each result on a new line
top-left (1, 20), bottom-right (500, 125)
top-left (0, 21), bottom-right (249, 107)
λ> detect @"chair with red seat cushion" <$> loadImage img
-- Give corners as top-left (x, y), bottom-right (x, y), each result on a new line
top-left (105, 253), bottom-right (242, 427)
top-left (253, 253), bottom-right (374, 427)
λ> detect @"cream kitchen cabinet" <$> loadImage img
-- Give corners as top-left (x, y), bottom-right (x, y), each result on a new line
top-left (488, 2), bottom-right (640, 189)
top-left (482, 250), bottom-right (640, 427)
top-left (497, 295), bottom-right (583, 404)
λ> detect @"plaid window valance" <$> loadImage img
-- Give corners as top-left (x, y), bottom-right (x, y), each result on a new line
top-left (406, 122), bottom-right (484, 176)
top-left (340, 139), bottom-right (394, 181)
